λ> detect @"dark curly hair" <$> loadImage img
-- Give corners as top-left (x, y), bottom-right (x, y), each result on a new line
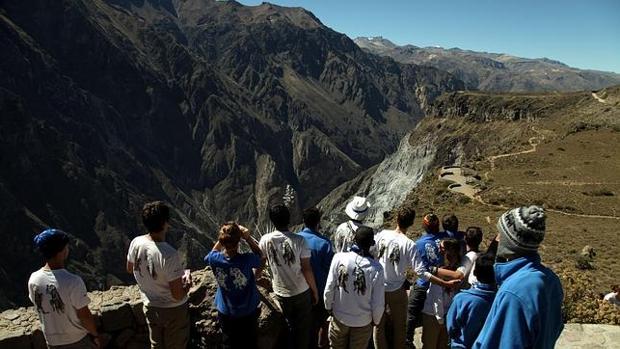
top-left (142, 201), bottom-right (170, 233)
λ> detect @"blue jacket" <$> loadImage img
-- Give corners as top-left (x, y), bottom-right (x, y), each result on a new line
top-left (298, 227), bottom-right (334, 297)
top-left (414, 231), bottom-right (448, 287)
top-left (447, 283), bottom-right (496, 349)
top-left (473, 254), bottom-right (564, 349)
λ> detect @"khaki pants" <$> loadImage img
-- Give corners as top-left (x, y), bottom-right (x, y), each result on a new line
top-left (421, 314), bottom-right (448, 349)
top-left (48, 336), bottom-right (97, 349)
top-left (329, 317), bottom-right (373, 349)
top-left (144, 303), bottom-right (190, 349)
top-left (373, 288), bottom-right (408, 349)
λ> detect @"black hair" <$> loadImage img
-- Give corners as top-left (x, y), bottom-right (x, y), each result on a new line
top-left (303, 207), bottom-right (321, 229)
top-left (442, 238), bottom-right (462, 265)
top-left (354, 226), bottom-right (375, 252)
top-left (473, 254), bottom-right (496, 285)
top-left (142, 201), bottom-right (170, 233)
top-left (269, 204), bottom-right (290, 229)
top-left (396, 207), bottom-right (416, 229)
top-left (465, 226), bottom-right (483, 252)
top-left (442, 214), bottom-right (459, 232)
top-left (39, 233), bottom-right (70, 260)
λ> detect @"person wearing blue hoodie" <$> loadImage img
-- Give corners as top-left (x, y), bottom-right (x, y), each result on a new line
top-left (298, 207), bottom-right (334, 348)
top-left (446, 254), bottom-right (496, 349)
top-left (473, 206), bottom-right (564, 349)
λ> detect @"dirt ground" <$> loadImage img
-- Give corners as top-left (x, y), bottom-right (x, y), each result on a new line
top-left (402, 88), bottom-right (620, 296)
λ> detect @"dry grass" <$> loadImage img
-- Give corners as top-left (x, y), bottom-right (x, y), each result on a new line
top-left (397, 88), bottom-right (620, 323)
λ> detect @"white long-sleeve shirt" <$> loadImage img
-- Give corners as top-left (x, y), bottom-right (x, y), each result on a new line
top-left (324, 251), bottom-right (385, 327)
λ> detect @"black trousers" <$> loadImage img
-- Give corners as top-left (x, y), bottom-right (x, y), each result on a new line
top-left (276, 289), bottom-right (313, 349)
top-left (219, 309), bottom-right (260, 349)
top-left (405, 284), bottom-right (428, 342)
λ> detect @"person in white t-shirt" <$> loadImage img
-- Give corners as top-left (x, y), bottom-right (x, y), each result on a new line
top-left (259, 204), bottom-right (318, 349)
top-left (126, 201), bottom-right (191, 349)
top-left (324, 226), bottom-right (385, 349)
top-left (604, 285), bottom-right (620, 307)
top-left (333, 196), bottom-right (371, 253)
top-left (373, 206), bottom-right (417, 349)
top-left (28, 229), bottom-right (100, 349)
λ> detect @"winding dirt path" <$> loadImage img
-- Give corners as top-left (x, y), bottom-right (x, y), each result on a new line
top-left (473, 126), bottom-right (620, 220)
top-left (484, 126), bottom-right (544, 180)
top-left (592, 92), bottom-right (607, 104)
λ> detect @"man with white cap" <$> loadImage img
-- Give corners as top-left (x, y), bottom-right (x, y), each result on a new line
top-left (333, 196), bottom-right (371, 253)
top-left (473, 205), bottom-right (563, 349)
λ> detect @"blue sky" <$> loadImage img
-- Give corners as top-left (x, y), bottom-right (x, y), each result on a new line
top-left (239, 0), bottom-right (620, 73)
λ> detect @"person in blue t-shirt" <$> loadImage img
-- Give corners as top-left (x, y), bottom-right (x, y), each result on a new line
top-left (406, 213), bottom-right (451, 346)
top-left (446, 254), bottom-right (496, 349)
top-left (205, 222), bottom-right (265, 349)
top-left (298, 207), bottom-right (334, 349)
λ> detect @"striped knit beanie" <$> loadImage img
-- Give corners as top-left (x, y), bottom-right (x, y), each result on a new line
top-left (497, 205), bottom-right (546, 259)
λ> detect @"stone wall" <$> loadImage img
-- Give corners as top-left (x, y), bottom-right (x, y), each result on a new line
top-left (0, 269), bottom-right (285, 349)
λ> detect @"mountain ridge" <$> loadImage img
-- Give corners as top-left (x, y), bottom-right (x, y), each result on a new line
top-left (0, 0), bottom-right (462, 307)
top-left (355, 36), bottom-right (620, 92)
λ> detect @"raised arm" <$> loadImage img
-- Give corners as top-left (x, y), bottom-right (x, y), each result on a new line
top-left (240, 225), bottom-right (265, 267)
top-left (414, 251), bottom-right (460, 289)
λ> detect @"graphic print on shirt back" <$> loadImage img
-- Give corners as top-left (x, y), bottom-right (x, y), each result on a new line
top-left (425, 241), bottom-right (439, 265)
top-left (267, 241), bottom-right (280, 266)
top-left (134, 252), bottom-right (144, 277)
top-left (46, 284), bottom-right (65, 313)
top-left (214, 267), bottom-right (249, 291)
top-left (353, 264), bottom-right (367, 295)
top-left (337, 263), bottom-right (349, 293)
top-left (230, 268), bottom-right (248, 289)
top-left (33, 286), bottom-right (48, 314)
top-left (377, 240), bottom-right (387, 258)
top-left (281, 240), bottom-right (295, 266)
top-left (214, 267), bottom-right (229, 291)
top-left (146, 254), bottom-right (157, 279)
top-left (388, 241), bottom-right (401, 267)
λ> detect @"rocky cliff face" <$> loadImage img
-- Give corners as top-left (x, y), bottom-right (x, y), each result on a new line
top-left (0, 0), bottom-right (463, 307)
top-left (427, 91), bottom-right (587, 122)
top-left (355, 37), bottom-right (620, 93)
top-left (319, 133), bottom-right (439, 228)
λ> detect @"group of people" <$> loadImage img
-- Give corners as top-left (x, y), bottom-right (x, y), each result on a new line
top-left (27, 197), bottom-right (566, 349)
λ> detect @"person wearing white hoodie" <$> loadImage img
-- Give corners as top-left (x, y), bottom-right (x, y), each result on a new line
top-left (324, 226), bottom-right (385, 349)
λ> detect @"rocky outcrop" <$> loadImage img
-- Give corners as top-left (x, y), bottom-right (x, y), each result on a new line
top-left (0, 0), bottom-right (463, 307)
top-left (319, 133), bottom-right (437, 228)
top-left (427, 91), bottom-right (586, 122)
top-left (0, 269), bottom-right (285, 349)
